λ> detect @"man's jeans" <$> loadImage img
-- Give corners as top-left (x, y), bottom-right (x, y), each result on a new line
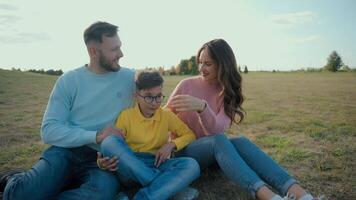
top-left (101, 135), bottom-right (200, 200)
top-left (3, 146), bottom-right (119, 200)
top-left (176, 134), bottom-right (297, 198)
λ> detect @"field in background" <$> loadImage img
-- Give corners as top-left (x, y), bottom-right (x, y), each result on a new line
top-left (1, 69), bottom-right (355, 199)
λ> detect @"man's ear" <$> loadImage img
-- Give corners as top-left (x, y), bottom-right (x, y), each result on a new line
top-left (87, 44), bottom-right (98, 58)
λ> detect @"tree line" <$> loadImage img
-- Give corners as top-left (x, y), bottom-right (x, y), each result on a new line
top-left (11, 68), bottom-right (63, 76)
top-left (147, 51), bottom-right (352, 75)
top-left (8, 51), bottom-right (353, 76)
top-left (146, 56), bottom-right (250, 75)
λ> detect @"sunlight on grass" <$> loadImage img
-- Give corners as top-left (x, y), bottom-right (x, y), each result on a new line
top-left (1, 70), bottom-right (356, 199)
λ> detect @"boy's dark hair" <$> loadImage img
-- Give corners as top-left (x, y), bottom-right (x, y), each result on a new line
top-left (84, 21), bottom-right (118, 45)
top-left (135, 70), bottom-right (164, 90)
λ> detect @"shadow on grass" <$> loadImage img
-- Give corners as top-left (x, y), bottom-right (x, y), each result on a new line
top-left (122, 163), bottom-right (253, 200)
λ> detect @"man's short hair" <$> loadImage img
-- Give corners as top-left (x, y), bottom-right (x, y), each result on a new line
top-left (83, 21), bottom-right (118, 45)
top-left (135, 70), bottom-right (164, 90)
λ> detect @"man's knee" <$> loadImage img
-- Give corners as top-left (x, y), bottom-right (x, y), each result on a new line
top-left (39, 146), bottom-right (74, 174)
top-left (88, 170), bottom-right (119, 200)
top-left (41, 146), bottom-right (73, 163)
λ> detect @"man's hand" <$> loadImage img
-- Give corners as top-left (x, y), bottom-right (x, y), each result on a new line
top-left (97, 152), bottom-right (119, 171)
top-left (169, 95), bottom-right (206, 113)
top-left (96, 126), bottom-right (124, 144)
top-left (155, 142), bottom-right (176, 167)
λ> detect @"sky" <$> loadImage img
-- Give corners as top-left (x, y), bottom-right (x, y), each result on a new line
top-left (0, 0), bottom-right (355, 72)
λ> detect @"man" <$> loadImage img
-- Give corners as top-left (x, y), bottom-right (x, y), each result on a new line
top-left (0, 21), bottom-right (135, 200)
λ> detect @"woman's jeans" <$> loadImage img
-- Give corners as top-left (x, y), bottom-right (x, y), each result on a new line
top-left (3, 146), bottom-right (119, 200)
top-left (101, 135), bottom-right (200, 200)
top-left (176, 134), bottom-right (297, 198)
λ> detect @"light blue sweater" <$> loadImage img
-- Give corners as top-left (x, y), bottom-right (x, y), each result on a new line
top-left (41, 65), bottom-right (135, 150)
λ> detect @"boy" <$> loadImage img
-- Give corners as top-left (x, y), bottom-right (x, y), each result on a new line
top-left (100, 70), bottom-right (200, 200)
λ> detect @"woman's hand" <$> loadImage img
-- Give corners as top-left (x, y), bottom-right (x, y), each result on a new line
top-left (169, 95), bottom-right (206, 112)
top-left (97, 152), bottom-right (119, 171)
top-left (155, 142), bottom-right (176, 167)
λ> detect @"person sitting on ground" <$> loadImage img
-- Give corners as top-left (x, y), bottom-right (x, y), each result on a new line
top-left (167, 39), bottom-right (323, 200)
top-left (0, 21), bottom-right (132, 200)
top-left (98, 70), bottom-right (200, 200)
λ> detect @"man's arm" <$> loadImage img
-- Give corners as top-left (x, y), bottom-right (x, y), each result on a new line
top-left (41, 75), bottom-right (97, 148)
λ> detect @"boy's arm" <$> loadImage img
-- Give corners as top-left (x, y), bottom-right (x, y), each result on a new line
top-left (167, 111), bottom-right (196, 151)
top-left (114, 111), bottom-right (128, 138)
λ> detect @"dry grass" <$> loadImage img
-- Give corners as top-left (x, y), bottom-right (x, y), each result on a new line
top-left (1, 69), bottom-right (355, 199)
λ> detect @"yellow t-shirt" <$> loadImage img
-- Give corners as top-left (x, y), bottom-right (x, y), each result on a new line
top-left (114, 104), bottom-right (196, 154)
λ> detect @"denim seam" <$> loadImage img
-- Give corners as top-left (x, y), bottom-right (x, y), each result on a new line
top-left (250, 180), bottom-right (266, 198)
top-left (281, 178), bottom-right (298, 196)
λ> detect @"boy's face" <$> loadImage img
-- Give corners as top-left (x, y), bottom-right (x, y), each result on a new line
top-left (135, 85), bottom-right (163, 117)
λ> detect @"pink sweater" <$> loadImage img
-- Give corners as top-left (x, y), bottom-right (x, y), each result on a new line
top-left (166, 76), bottom-right (231, 139)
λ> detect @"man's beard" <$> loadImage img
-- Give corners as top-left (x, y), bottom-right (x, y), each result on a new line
top-left (98, 52), bottom-right (120, 72)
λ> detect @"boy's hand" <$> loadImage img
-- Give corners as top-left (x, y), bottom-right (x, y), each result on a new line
top-left (97, 152), bottom-right (119, 171)
top-left (155, 142), bottom-right (176, 167)
top-left (96, 126), bottom-right (124, 144)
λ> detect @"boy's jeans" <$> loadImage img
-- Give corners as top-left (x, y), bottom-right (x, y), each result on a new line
top-left (176, 134), bottom-right (297, 198)
top-left (101, 135), bottom-right (200, 200)
top-left (3, 146), bottom-right (119, 200)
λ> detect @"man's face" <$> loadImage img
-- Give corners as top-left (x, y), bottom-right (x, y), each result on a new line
top-left (96, 35), bottom-right (123, 72)
top-left (136, 85), bottom-right (163, 118)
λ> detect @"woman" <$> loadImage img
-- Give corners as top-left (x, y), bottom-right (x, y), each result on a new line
top-left (166, 39), bottom-right (320, 200)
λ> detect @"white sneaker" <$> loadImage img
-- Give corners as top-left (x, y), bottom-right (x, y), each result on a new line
top-left (173, 187), bottom-right (199, 200)
top-left (299, 193), bottom-right (325, 200)
top-left (282, 192), bottom-right (297, 200)
top-left (116, 192), bottom-right (129, 200)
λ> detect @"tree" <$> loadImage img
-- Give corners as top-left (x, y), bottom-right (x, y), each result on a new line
top-left (178, 59), bottom-right (189, 75)
top-left (174, 64), bottom-right (180, 75)
top-left (324, 51), bottom-right (343, 72)
top-left (244, 65), bottom-right (248, 73)
top-left (341, 65), bottom-right (351, 71)
top-left (188, 56), bottom-right (198, 75)
top-left (237, 65), bottom-right (241, 73)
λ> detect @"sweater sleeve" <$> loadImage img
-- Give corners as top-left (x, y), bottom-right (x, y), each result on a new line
top-left (41, 75), bottom-right (97, 148)
top-left (198, 101), bottom-right (231, 135)
top-left (167, 111), bottom-right (196, 151)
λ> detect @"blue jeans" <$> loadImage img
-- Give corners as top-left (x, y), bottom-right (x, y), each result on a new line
top-left (176, 134), bottom-right (297, 198)
top-left (3, 146), bottom-right (119, 200)
top-left (101, 135), bottom-right (200, 200)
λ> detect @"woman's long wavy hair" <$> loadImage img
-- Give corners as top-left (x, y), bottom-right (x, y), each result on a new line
top-left (197, 39), bottom-right (245, 125)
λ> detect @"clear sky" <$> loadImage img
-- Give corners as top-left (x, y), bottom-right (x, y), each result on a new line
top-left (0, 0), bottom-right (355, 72)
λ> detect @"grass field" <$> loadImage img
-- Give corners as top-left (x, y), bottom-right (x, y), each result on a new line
top-left (0, 69), bottom-right (355, 199)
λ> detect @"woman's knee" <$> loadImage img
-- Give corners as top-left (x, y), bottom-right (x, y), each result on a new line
top-left (230, 136), bottom-right (252, 147)
top-left (210, 133), bottom-right (230, 146)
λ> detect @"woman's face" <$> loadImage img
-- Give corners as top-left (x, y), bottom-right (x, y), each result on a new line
top-left (198, 48), bottom-right (218, 83)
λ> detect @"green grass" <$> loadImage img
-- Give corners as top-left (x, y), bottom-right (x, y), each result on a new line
top-left (1, 69), bottom-right (356, 199)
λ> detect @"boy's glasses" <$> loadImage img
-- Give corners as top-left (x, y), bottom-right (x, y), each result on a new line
top-left (136, 93), bottom-right (165, 104)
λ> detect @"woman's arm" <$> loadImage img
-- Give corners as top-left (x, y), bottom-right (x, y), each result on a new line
top-left (168, 94), bottom-right (230, 135)
top-left (198, 103), bottom-right (231, 134)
